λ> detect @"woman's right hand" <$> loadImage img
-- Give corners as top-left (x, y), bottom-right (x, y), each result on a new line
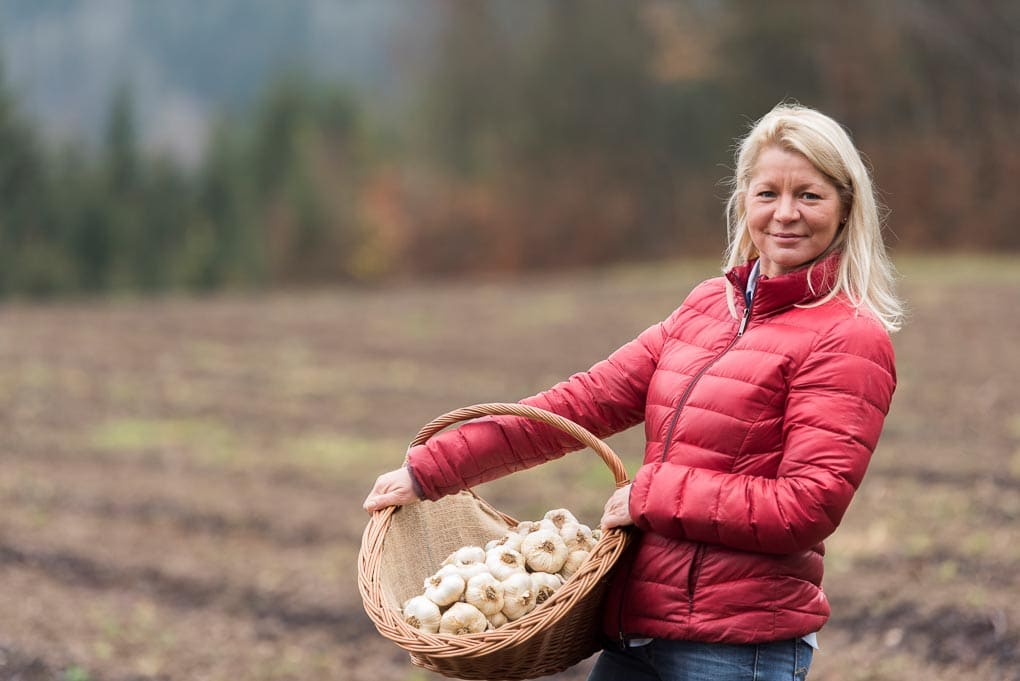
top-left (600, 483), bottom-right (634, 532)
top-left (363, 467), bottom-right (419, 513)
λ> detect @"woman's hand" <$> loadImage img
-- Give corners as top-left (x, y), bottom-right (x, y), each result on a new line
top-left (600, 483), bottom-right (634, 531)
top-left (363, 467), bottom-right (419, 513)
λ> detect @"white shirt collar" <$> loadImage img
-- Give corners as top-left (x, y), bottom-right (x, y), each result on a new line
top-left (745, 259), bottom-right (761, 306)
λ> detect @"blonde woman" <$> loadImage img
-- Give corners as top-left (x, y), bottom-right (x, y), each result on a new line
top-left (366, 102), bottom-right (903, 680)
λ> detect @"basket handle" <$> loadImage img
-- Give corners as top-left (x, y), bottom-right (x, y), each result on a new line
top-left (407, 402), bottom-right (630, 489)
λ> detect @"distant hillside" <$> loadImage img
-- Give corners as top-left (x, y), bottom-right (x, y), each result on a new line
top-left (0, 0), bottom-right (433, 162)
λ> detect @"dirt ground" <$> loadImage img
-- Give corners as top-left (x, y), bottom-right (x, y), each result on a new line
top-left (1, 254), bottom-right (1018, 681)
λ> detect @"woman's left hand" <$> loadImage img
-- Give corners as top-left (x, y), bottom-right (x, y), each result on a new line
top-left (600, 483), bottom-right (633, 531)
top-left (363, 467), bottom-right (418, 513)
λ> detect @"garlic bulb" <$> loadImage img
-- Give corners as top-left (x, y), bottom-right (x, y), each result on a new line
top-left (455, 561), bottom-right (491, 582)
top-left (560, 521), bottom-right (596, 552)
top-left (402, 595), bottom-right (441, 633)
top-left (486, 610), bottom-right (508, 630)
top-left (424, 571), bottom-right (466, 606)
top-left (543, 508), bottom-right (578, 530)
top-left (464, 573), bottom-right (505, 616)
top-left (439, 602), bottom-right (488, 635)
top-left (514, 520), bottom-right (539, 537)
top-left (485, 546), bottom-right (526, 581)
top-left (442, 545), bottom-right (486, 567)
top-left (485, 532), bottom-right (524, 553)
top-left (537, 518), bottom-right (559, 533)
top-left (434, 563), bottom-right (462, 578)
top-left (531, 572), bottom-right (563, 605)
top-left (559, 549), bottom-right (589, 579)
top-left (501, 572), bottom-right (535, 621)
top-left (520, 528), bottom-right (569, 574)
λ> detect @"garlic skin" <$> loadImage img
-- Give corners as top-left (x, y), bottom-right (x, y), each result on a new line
top-left (439, 602), bottom-right (488, 635)
top-left (464, 572), bottom-right (505, 616)
top-left (424, 571), bottom-right (466, 606)
top-left (543, 508), bottom-right (578, 530)
top-left (501, 572), bottom-right (536, 621)
top-left (560, 521), bottom-right (596, 552)
top-left (520, 528), bottom-right (569, 574)
top-left (402, 595), bottom-right (442, 633)
top-left (530, 572), bottom-right (564, 605)
top-left (485, 546), bottom-right (526, 581)
top-left (559, 549), bottom-right (590, 579)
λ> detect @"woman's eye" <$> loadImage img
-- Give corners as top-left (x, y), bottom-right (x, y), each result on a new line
top-left (802, 192), bottom-right (821, 200)
top-left (757, 190), bottom-right (776, 198)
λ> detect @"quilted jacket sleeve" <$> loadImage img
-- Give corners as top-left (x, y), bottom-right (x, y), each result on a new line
top-left (406, 308), bottom-right (681, 501)
top-left (629, 314), bottom-right (896, 554)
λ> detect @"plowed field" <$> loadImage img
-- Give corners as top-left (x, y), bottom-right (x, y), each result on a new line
top-left (1, 255), bottom-right (1018, 681)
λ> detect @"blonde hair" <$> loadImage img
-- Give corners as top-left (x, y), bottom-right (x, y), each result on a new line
top-left (723, 102), bottom-right (904, 333)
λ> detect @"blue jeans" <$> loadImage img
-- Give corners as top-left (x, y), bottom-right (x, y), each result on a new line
top-left (587, 638), bottom-right (813, 681)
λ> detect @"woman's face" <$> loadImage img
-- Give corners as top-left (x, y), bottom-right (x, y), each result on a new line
top-left (745, 146), bottom-right (845, 278)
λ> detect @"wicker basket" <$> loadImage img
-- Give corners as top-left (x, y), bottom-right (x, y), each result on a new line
top-left (357, 403), bottom-right (632, 680)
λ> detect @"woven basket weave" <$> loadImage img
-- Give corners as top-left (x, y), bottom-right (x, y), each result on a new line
top-left (357, 403), bottom-right (631, 680)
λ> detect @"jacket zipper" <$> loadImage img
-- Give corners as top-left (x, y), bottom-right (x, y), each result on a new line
top-left (660, 301), bottom-right (753, 463)
top-left (657, 296), bottom-right (753, 626)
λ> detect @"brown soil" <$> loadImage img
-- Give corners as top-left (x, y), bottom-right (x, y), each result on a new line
top-left (1, 256), bottom-right (1018, 681)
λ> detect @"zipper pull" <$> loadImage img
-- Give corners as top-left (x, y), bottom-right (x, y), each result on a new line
top-left (737, 305), bottom-right (751, 336)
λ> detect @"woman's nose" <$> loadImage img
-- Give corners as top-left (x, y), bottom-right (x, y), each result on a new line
top-left (774, 194), bottom-right (799, 222)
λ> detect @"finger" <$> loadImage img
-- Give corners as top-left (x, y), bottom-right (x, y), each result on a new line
top-left (363, 492), bottom-right (391, 513)
top-left (363, 474), bottom-right (398, 511)
top-left (364, 485), bottom-right (413, 513)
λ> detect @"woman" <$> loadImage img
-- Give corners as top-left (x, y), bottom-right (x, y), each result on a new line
top-left (364, 102), bottom-right (903, 681)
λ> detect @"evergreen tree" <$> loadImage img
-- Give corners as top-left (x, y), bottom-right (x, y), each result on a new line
top-left (0, 57), bottom-right (58, 295)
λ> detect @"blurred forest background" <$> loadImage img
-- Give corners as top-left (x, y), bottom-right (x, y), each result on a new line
top-left (1, 0), bottom-right (1018, 298)
top-left (3, 3), bottom-right (1020, 681)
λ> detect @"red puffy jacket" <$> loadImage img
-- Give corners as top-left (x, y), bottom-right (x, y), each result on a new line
top-left (406, 253), bottom-right (896, 644)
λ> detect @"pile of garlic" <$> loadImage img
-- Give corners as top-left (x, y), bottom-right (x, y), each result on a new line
top-left (401, 508), bottom-right (601, 635)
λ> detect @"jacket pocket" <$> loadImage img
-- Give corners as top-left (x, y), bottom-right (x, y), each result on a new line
top-left (687, 543), bottom-right (707, 615)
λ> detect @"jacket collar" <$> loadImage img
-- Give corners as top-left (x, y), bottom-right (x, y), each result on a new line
top-left (726, 251), bottom-right (841, 316)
